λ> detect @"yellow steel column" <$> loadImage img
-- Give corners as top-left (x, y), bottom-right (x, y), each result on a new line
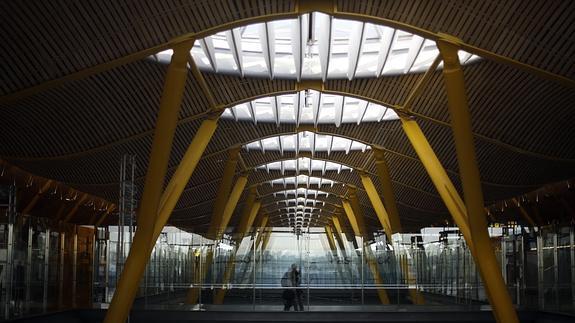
top-left (104, 43), bottom-right (192, 323)
top-left (360, 173), bottom-right (424, 304)
top-left (254, 215), bottom-right (270, 249)
top-left (213, 199), bottom-right (261, 304)
top-left (207, 148), bottom-right (241, 239)
top-left (261, 227), bottom-right (272, 251)
top-left (348, 188), bottom-right (366, 235)
top-left (437, 37), bottom-right (518, 323)
top-left (341, 201), bottom-right (361, 237)
top-left (187, 175), bottom-right (249, 304)
top-left (331, 216), bottom-right (347, 252)
top-left (152, 118), bottom-right (219, 241)
top-left (372, 149), bottom-right (402, 233)
top-left (233, 188), bottom-right (258, 243)
top-left (324, 226), bottom-right (338, 254)
top-left (342, 200), bottom-right (390, 304)
top-left (400, 117), bottom-right (473, 248)
top-left (359, 174), bottom-right (393, 242)
top-left (216, 175), bottom-right (249, 240)
top-left (22, 180), bottom-right (53, 216)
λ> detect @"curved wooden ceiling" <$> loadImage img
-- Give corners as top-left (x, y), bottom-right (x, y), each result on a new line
top-left (1, 0), bottom-right (574, 234)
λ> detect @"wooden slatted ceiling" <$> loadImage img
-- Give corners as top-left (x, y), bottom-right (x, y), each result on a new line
top-left (1, 0), bottom-right (574, 96)
top-left (1, 1), bottom-right (575, 231)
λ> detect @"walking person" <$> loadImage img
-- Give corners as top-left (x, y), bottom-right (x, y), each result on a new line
top-left (281, 267), bottom-right (295, 311)
top-left (290, 263), bottom-right (304, 311)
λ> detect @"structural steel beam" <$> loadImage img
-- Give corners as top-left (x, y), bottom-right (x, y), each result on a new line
top-left (217, 176), bottom-right (249, 240)
top-left (22, 180), bottom-right (53, 216)
top-left (235, 190), bottom-right (260, 243)
top-left (213, 199), bottom-right (261, 304)
top-left (372, 149), bottom-right (402, 233)
top-left (342, 199), bottom-right (390, 305)
top-left (153, 118), bottom-right (219, 241)
top-left (360, 172), bottom-right (425, 304)
top-left (348, 188), bottom-right (367, 236)
top-left (187, 175), bottom-right (249, 304)
top-left (208, 148), bottom-right (241, 239)
top-left (437, 38), bottom-right (518, 323)
top-left (360, 174), bottom-right (393, 242)
top-left (4, 5), bottom-right (574, 106)
top-left (103, 43), bottom-right (193, 323)
top-left (402, 54), bottom-right (442, 112)
top-left (331, 216), bottom-right (347, 252)
top-left (399, 116), bottom-right (473, 248)
top-left (324, 225), bottom-right (337, 254)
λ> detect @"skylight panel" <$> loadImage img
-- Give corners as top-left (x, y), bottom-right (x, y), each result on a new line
top-left (152, 13), bottom-right (479, 80)
top-left (256, 158), bottom-right (352, 173)
top-left (243, 133), bottom-right (369, 154)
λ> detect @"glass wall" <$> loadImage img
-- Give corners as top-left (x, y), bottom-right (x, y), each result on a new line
top-left (92, 224), bottom-right (574, 315)
top-left (1, 207), bottom-right (574, 319)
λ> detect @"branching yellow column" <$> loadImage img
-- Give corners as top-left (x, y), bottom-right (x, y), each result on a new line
top-left (400, 115), bottom-right (500, 305)
top-left (359, 174), bottom-right (393, 242)
top-left (213, 199), bottom-right (261, 304)
top-left (324, 226), bottom-right (338, 255)
top-left (104, 43), bottom-right (193, 323)
top-left (331, 216), bottom-right (348, 252)
top-left (372, 149), bottom-right (402, 233)
top-left (187, 175), bottom-right (249, 304)
top-left (438, 37), bottom-right (518, 323)
top-left (342, 199), bottom-right (390, 304)
top-left (360, 174), bottom-right (425, 304)
top-left (208, 148), bottom-right (241, 239)
top-left (153, 118), bottom-right (219, 241)
top-left (400, 117), bottom-right (473, 248)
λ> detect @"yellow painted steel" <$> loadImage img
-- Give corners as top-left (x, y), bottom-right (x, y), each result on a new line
top-left (213, 199), bottom-right (261, 304)
top-left (153, 118), bottom-right (219, 240)
top-left (213, 252), bottom-right (237, 304)
top-left (400, 255), bottom-right (425, 305)
top-left (402, 54), bottom-right (442, 112)
top-left (217, 176), bottom-right (248, 240)
top-left (341, 201), bottom-right (361, 237)
top-left (437, 38), bottom-right (518, 323)
top-left (207, 148), bottom-right (240, 239)
top-left (214, 199), bottom-right (261, 304)
top-left (324, 226), bottom-right (337, 253)
top-left (342, 199), bottom-right (390, 305)
top-left (5, 1), bottom-right (573, 105)
top-left (234, 189), bottom-right (258, 242)
top-left (62, 193), bottom-right (89, 223)
top-left (372, 149), bottom-right (402, 233)
top-left (331, 217), bottom-right (347, 252)
top-left (254, 215), bottom-right (270, 249)
top-left (187, 175), bottom-right (249, 304)
top-left (104, 43), bottom-right (193, 323)
top-left (22, 180), bottom-right (53, 215)
top-left (399, 116), bottom-right (473, 249)
top-left (360, 174), bottom-right (393, 242)
top-left (261, 228), bottom-right (272, 251)
top-left (360, 173), bottom-right (425, 304)
top-left (364, 247), bottom-right (391, 304)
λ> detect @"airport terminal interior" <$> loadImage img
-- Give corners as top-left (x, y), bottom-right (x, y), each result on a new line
top-left (1, 1), bottom-right (575, 322)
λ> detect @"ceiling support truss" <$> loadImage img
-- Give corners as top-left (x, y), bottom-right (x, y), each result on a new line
top-left (436, 37), bottom-right (518, 323)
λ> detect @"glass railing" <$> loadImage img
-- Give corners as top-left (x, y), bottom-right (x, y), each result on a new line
top-left (1, 209), bottom-right (574, 320)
